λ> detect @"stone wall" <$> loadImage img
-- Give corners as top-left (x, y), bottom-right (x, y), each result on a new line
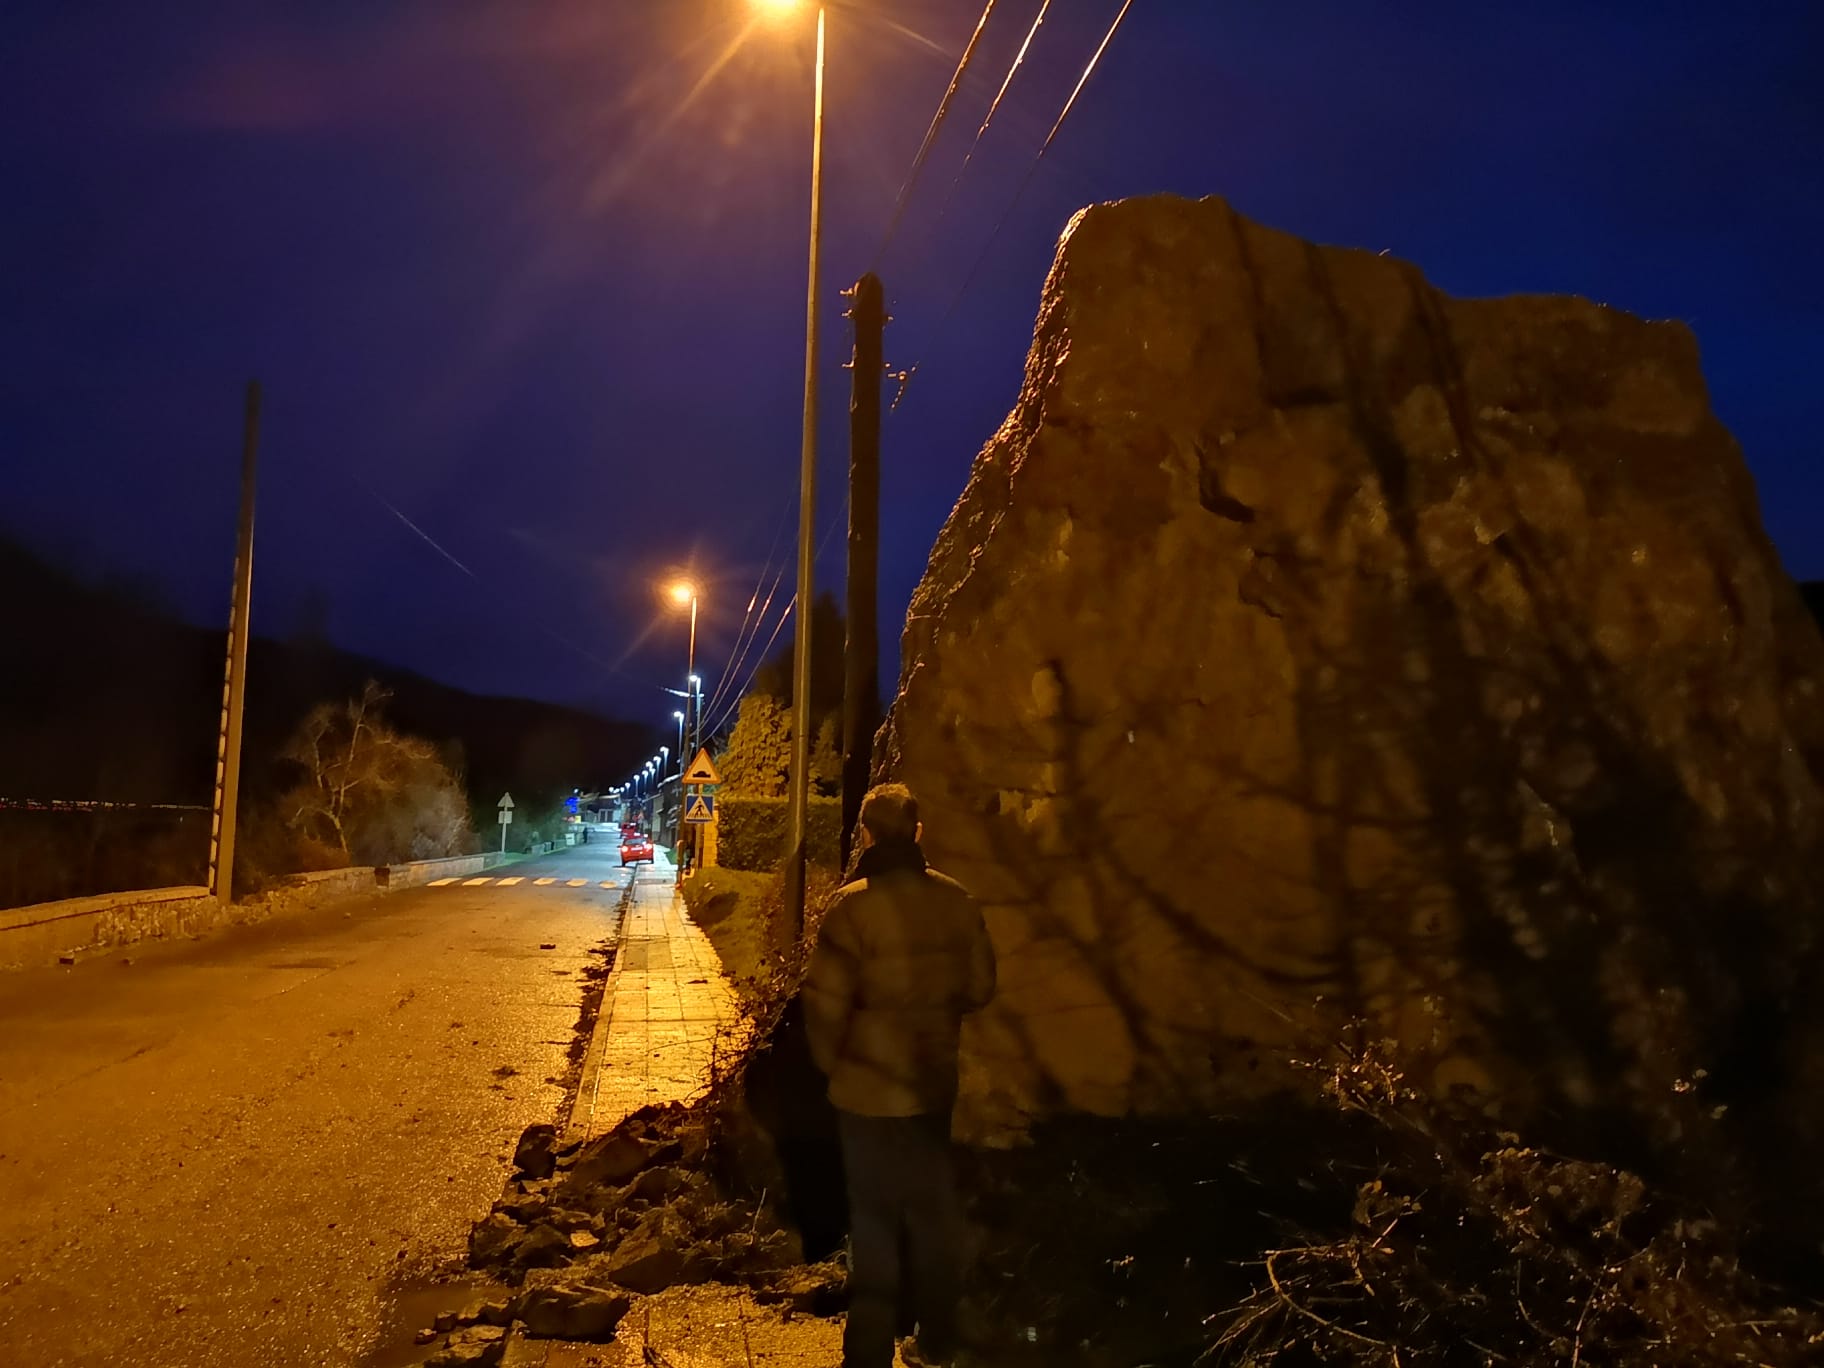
top-left (375, 852), bottom-right (501, 889)
top-left (880, 196), bottom-right (1824, 1209)
top-left (0, 852), bottom-right (513, 968)
top-left (0, 886), bottom-right (219, 969)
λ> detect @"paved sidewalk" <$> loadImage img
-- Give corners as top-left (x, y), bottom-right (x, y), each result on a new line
top-left (569, 869), bottom-right (746, 1142)
top-left (522, 874), bottom-right (883, 1367)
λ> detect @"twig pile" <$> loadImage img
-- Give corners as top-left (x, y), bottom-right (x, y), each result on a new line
top-left (1209, 1044), bottom-right (1824, 1366)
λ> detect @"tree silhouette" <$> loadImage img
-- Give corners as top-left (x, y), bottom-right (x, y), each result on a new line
top-left (751, 592), bottom-right (846, 728)
top-left (718, 694), bottom-right (792, 798)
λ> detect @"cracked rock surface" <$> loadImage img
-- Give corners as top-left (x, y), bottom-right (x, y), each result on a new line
top-left (881, 194), bottom-right (1824, 1221)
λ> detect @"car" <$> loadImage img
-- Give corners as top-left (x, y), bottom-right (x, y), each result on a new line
top-left (620, 833), bottom-right (654, 866)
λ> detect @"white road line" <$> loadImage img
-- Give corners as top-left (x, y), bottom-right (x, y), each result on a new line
top-left (428, 878), bottom-right (458, 887)
top-left (462, 877), bottom-right (493, 887)
top-left (496, 876), bottom-right (524, 887)
top-left (566, 879), bottom-right (587, 888)
top-left (600, 881), bottom-right (615, 888)
top-left (534, 878), bottom-right (557, 887)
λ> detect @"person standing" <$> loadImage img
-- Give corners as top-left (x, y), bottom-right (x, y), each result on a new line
top-left (803, 783), bottom-right (997, 1368)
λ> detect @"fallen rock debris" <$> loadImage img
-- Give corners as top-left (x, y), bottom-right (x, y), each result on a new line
top-left (429, 1102), bottom-right (844, 1357)
top-left (423, 1323), bottom-right (505, 1367)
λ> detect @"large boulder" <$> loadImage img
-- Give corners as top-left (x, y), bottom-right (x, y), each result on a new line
top-left (882, 195), bottom-right (1824, 1217)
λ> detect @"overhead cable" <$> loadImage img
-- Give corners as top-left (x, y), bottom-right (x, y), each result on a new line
top-left (699, 513), bottom-right (843, 740)
top-left (893, 0), bottom-right (1141, 412)
top-left (918, 0), bottom-right (1054, 244)
top-left (699, 490), bottom-right (794, 724)
top-left (871, 0), bottom-right (1006, 271)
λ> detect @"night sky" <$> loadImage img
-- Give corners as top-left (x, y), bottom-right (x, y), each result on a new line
top-left (3, 0), bottom-right (1820, 734)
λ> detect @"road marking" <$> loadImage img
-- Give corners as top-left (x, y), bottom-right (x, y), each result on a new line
top-left (463, 877), bottom-right (492, 887)
top-left (535, 878), bottom-right (557, 886)
top-left (428, 877), bottom-right (458, 887)
top-left (600, 881), bottom-right (615, 888)
top-left (566, 879), bottom-right (587, 888)
top-left (496, 876), bottom-right (524, 886)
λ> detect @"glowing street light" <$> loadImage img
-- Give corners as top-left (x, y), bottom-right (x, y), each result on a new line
top-left (665, 584), bottom-right (701, 782)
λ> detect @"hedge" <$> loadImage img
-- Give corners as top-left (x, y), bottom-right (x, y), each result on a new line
top-left (716, 795), bottom-right (842, 872)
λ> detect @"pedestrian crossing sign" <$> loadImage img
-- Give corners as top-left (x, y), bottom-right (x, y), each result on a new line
top-left (683, 793), bottom-right (715, 824)
top-left (681, 748), bottom-right (720, 786)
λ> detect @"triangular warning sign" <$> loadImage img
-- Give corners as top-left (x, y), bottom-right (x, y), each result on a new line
top-left (684, 793), bottom-right (715, 823)
top-left (681, 748), bottom-right (720, 785)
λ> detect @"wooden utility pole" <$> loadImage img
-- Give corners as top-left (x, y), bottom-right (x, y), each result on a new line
top-left (207, 381), bottom-right (262, 903)
top-left (841, 273), bottom-right (885, 870)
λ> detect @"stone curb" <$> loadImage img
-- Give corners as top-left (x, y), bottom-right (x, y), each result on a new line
top-left (564, 883), bottom-right (636, 1147)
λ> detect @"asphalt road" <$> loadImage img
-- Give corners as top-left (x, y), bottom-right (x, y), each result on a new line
top-left (0, 844), bottom-right (640, 1367)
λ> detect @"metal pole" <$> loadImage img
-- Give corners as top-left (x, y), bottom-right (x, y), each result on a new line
top-left (784, 5), bottom-right (826, 945)
top-left (500, 813), bottom-right (507, 856)
top-left (686, 596), bottom-right (699, 767)
top-left (679, 594), bottom-right (698, 883)
top-left (208, 380), bottom-right (261, 903)
top-left (840, 273), bottom-right (884, 871)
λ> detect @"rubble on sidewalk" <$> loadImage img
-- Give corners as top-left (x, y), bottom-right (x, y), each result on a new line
top-left (448, 1100), bottom-right (845, 1352)
top-left (511, 1270), bottom-right (632, 1340)
top-left (423, 1323), bottom-right (506, 1367)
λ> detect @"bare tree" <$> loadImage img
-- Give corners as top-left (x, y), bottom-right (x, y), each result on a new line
top-left (281, 681), bottom-right (474, 866)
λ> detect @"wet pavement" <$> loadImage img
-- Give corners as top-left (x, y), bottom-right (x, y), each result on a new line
top-left (0, 844), bottom-right (630, 1367)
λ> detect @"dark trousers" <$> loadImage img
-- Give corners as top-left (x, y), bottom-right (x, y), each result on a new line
top-left (838, 1109), bottom-right (963, 1368)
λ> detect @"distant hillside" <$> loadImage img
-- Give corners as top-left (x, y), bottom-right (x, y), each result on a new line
top-left (0, 537), bottom-right (652, 812)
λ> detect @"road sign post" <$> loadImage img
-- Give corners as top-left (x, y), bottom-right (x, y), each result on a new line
top-left (678, 750), bottom-right (720, 884)
top-left (497, 792), bottom-right (514, 855)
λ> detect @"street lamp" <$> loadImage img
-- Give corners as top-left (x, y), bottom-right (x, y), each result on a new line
top-left (666, 582), bottom-right (700, 772)
top-left (674, 710), bottom-right (686, 760)
top-left (753, 0), bottom-right (825, 943)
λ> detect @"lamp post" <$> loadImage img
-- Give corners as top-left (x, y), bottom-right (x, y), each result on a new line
top-left (754, 0), bottom-right (826, 944)
top-left (668, 582), bottom-right (700, 767)
top-left (689, 674), bottom-right (702, 758)
top-left (674, 709), bottom-right (687, 762)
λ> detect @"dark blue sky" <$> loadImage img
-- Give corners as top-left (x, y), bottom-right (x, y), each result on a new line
top-left (3, 0), bottom-right (1819, 733)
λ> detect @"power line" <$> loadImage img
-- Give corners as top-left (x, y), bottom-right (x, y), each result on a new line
top-left (700, 529), bottom-right (790, 727)
top-left (920, 0), bottom-right (1054, 244)
top-left (893, 0), bottom-right (1143, 412)
top-left (698, 489), bottom-right (794, 724)
top-left (871, 0), bottom-right (1006, 272)
top-left (699, 513), bottom-right (843, 741)
top-left (700, 591), bottom-right (795, 742)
